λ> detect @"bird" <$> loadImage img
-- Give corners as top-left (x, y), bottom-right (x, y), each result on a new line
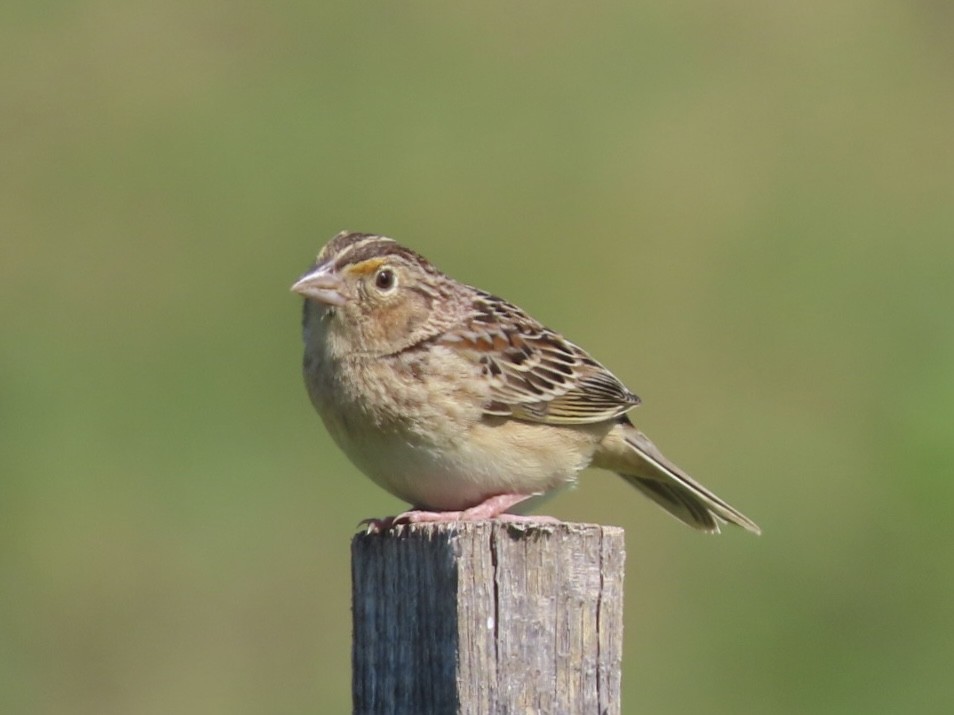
top-left (291, 231), bottom-right (760, 534)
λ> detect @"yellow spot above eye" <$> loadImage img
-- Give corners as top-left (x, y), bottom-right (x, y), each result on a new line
top-left (347, 258), bottom-right (388, 276)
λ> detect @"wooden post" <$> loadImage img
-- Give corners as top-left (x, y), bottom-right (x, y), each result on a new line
top-left (352, 521), bottom-right (625, 715)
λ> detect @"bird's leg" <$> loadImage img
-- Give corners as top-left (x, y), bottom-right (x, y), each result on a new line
top-left (360, 493), bottom-right (558, 533)
top-left (400, 493), bottom-right (536, 522)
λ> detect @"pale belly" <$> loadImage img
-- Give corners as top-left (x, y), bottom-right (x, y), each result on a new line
top-left (305, 342), bottom-right (611, 511)
top-left (321, 405), bottom-right (610, 511)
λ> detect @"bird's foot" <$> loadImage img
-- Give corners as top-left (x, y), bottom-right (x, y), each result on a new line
top-left (359, 493), bottom-right (554, 534)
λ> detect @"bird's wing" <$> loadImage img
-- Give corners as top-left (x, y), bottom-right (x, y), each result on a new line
top-left (437, 291), bottom-right (640, 425)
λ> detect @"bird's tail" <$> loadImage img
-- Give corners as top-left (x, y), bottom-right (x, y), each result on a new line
top-left (595, 422), bottom-right (761, 534)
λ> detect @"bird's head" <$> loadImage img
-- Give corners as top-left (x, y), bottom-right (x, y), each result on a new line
top-left (292, 231), bottom-right (459, 358)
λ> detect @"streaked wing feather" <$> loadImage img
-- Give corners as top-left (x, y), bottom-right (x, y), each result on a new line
top-left (441, 291), bottom-right (640, 425)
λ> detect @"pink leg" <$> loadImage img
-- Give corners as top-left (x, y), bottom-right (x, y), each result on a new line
top-left (402, 493), bottom-right (533, 522)
top-left (360, 493), bottom-right (557, 533)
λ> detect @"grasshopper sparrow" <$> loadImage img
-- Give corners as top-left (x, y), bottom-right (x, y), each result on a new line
top-left (292, 231), bottom-right (759, 534)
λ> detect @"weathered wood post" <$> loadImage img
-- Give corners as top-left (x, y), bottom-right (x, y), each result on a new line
top-left (352, 521), bottom-right (625, 715)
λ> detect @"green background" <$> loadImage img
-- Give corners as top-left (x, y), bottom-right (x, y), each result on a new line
top-left (4, 1), bottom-right (953, 713)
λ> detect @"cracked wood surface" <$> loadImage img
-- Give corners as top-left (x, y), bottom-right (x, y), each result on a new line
top-left (352, 521), bottom-right (625, 715)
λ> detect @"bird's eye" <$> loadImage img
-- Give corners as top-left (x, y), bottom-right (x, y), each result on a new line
top-left (374, 268), bottom-right (396, 292)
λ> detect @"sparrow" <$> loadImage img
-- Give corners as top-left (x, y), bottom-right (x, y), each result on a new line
top-left (292, 231), bottom-right (759, 534)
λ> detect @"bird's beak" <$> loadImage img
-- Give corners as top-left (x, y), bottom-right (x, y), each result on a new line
top-left (290, 264), bottom-right (348, 306)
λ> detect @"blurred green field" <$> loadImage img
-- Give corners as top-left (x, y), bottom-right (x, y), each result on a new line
top-left (3, 1), bottom-right (953, 713)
